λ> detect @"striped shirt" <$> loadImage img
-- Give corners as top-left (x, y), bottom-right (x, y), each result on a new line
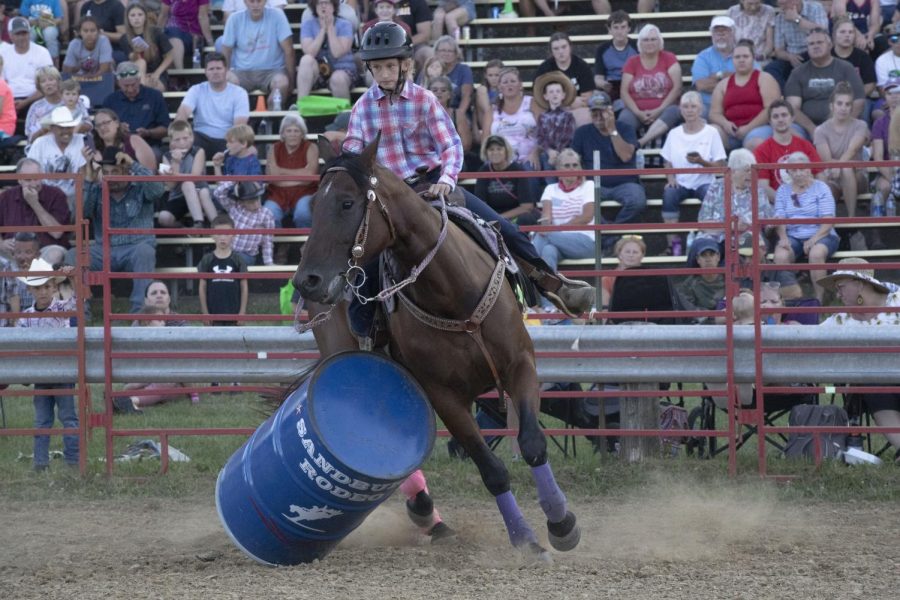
top-left (212, 183), bottom-right (276, 265)
top-left (344, 81), bottom-right (463, 189)
top-left (16, 295), bottom-right (76, 329)
top-left (540, 180), bottom-right (595, 240)
top-left (774, 179), bottom-right (836, 241)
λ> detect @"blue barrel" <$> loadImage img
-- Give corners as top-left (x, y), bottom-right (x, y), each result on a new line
top-left (216, 352), bottom-right (435, 566)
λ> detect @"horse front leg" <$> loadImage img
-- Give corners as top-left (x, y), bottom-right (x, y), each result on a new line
top-left (399, 469), bottom-right (456, 543)
top-left (430, 387), bottom-right (551, 564)
top-left (507, 364), bottom-right (582, 553)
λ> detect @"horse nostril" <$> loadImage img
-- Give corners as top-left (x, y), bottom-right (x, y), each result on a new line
top-left (299, 273), bottom-right (321, 293)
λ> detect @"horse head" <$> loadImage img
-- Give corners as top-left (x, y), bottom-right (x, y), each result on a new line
top-left (294, 133), bottom-right (393, 305)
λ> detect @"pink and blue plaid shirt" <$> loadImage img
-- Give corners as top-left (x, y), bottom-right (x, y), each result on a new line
top-left (344, 81), bottom-right (463, 189)
top-left (17, 296), bottom-right (77, 329)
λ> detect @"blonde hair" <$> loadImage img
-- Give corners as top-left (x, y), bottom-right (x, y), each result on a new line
top-left (553, 148), bottom-right (581, 169)
top-left (60, 79), bottom-right (81, 94)
top-left (733, 292), bottom-right (755, 324)
top-left (226, 124), bottom-right (255, 146)
top-left (613, 235), bottom-right (646, 257)
top-left (168, 119), bottom-right (193, 137)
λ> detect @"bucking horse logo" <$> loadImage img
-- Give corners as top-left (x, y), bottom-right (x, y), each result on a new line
top-left (282, 504), bottom-right (343, 532)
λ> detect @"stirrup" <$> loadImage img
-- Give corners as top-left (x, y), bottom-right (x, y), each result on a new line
top-left (544, 277), bottom-right (594, 318)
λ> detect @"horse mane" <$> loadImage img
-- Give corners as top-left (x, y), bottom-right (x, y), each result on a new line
top-left (324, 151), bottom-right (374, 192)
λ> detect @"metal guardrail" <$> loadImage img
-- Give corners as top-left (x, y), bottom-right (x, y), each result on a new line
top-left (3, 326), bottom-right (898, 385)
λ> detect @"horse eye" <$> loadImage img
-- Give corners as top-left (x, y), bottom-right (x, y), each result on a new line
top-left (341, 200), bottom-right (353, 210)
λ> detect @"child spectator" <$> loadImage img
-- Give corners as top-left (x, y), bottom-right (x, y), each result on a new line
top-left (475, 58), bottom-right (503, 139)
top-left (212, 181), bottom-right (275, 266)
top-left (533, 71), bottom-right (577, 175)
top-left (117, 306), bottom-right (200, 413)
top-left (59, 79), bottom-right (91, 127)
top-left (593, 10), bottom-right (638, 103)
top-left (62, 17), bottom-right (114, 79)
top-left (10, 231), bottom-right (42, 313)
top-left (418, 54), bottom-right (447, 89)
top-left (16, 257), bottom-right (78, 471)
top-left (361, 0), bottom-right (412, 36)
top-left (212, 124), bottom-right (262, 177)
top-left (158, 120), bottom-right (217, 229)
top-left (732, 291), bottom-right (755, 325)
top-left (198, 213), bottom-right (248, 326)
top-left (675, 236), bottom-right (725, 318)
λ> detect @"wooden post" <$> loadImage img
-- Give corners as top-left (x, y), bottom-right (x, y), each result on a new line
top-left (619, 323), bottom-right (661, 462)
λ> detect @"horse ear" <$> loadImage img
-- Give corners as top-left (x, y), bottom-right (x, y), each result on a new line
top-left (317, 135), bottom-right (336, 164)
top-left (360, 131), bottom-right (381, 170)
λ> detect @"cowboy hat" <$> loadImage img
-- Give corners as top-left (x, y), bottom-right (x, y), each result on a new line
top-left (230, 181), bottom-right (265, 201)
top-left (817, 270), bottom-right (890, 294)
top-left (17, 257), bottom-right (66, 287)
top-left (47, 106), bottom-right (82, 128)
top-left (532, 71), bottom-right (576, 110)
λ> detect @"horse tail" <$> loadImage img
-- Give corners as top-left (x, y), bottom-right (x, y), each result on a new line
top-left (257, 360), bottom-right (321, 418)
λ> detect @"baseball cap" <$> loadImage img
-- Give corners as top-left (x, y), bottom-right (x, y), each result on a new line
top-left (325, 111), bottom-right (351, 132)
top-left (709, 15), bottom-right (735, 31)
top-left (8, 17), bottom-right (30, 35)
top-left (587, 91), bottom-right (612, 110)
top-left (885, 77), bottom-right (900, 92)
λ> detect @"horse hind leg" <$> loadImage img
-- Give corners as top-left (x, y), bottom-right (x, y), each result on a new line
top-left (400, 469), bottom-right (456, 543)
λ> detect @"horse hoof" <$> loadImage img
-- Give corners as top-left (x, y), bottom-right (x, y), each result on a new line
top-left (519, 542), bottom-right (553, 566)
top-left (427, 521), bottom-right (457, 545)
top-left (547, 511), bottom-right (580, 552)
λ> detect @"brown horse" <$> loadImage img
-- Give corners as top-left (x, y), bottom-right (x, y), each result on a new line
top-left (293, 137), bottom-right (580, 563)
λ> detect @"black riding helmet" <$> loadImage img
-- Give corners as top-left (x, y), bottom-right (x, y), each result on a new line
top-left (359, 21), bottom-right (412, 61)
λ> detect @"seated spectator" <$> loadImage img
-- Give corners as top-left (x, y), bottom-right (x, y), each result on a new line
top-left (158, 120), bottom-right (216, 229)
top-left (483, 67), bottom-right (539, 168)
top-left (874, 22), bottom-right (900, 90)
top-left (534, 32), bottom-right (594, 125)
top-left (698, 148), bottom-right (771, 245)
top-left (63, 17), bottom-right (113, 79)
top-left (814, 81), bottom-right (870, 218)
top-left (265, 113), bottom-right (319, 232)
top-left (785, 27), bottom-right (866, 139)
top-left (773, 151), bottom-right (840, 301)
top-left (91, 107), bottom-right (157, 171)
top-left (727, 0), bottom-right (776, 63)
top-left (9, 231), bottom-right (42, 310)
top-left (675, 236), bottom-right (725, 315)
top-left (102, 62), bottom-right (170, 156)
top-left (432, 35), bottom-right (473, 118)
top-left (732, 290), bottom-right (756, 324)
top-left (533, 71), bottom-right (577, 173)
top-left (159, 0), bottom-right (213, 69)
top-left (136, 279), bottom-right (187, 326)
top-left (660, 91), bottom-right (727, 256)
top-left (70, 148), bottom-right (164, 313)
top-left (708, 39), bottom-right (781, 151)
top-left (871, 78), bottom-right (900, 222)
top-left (619, 24), bottom-right (683, 148)
top-left (737, 233), bottom-right (804, 300)
top-left (361, 0), bottom-right (412, 36)
top-left (224, 0), bottom-right (294, 108)
top-left (599, 234), bottom-right (645, 312)
top-left (211, 181), bottom-right (275, 266)
top-left (428, 75), bottom-right (472, 153)
top-left (26, 106), bottom-right (87, 211)
top-left (21, 0), bottom-right (63, 66)
top-left (571, 90), bottom-right (647, 253)
top-left (23, 67), bottom-right (77, 142)
top-left (198, 213), bottom-right (248, 324)
top-left (758, 281), bottom-right (802, 324)
top-left (296, 0), bottom-right (353, 101)
top-left (417, 54), bottom-right (445, 89)
top-left (753, 100), bottom-right (822, 202)
top-left (302, 0), bottom-right (360, 29)
top-left (763, 0), bottom-right (829, 89)
top-left (0, 54), bottom-right (14, 139)
top-left (79, 0), bottom-right (126, 62)
top-left (593, 10), bottom-right (638, 104)
top-left (212, 124), bottom-right (261, 177)
top-left (222, 0), bottom-right (286, 24)
top-left (592, 0), bottom-right (657, 15)
top-left (829, 15), bottom-right (877, 104)
top-left (119, 2), bottom-right (174, 92)
top-left (57, 80), bottom-right (91, 128)
top-left (691, 15), bottom-right (741, 116)
top-left (0, 16), bottom-right (54, 112)
top-left (430, 0), bottom-right (474, 41)
top-left (474, 58), bottom-right (502, 140)
top-left (175, 52), bottom-right (250, 156)
top-left (0, 158), bottom-right (71, 251)
top-left (474, 134), bottom-right (538, 224)
top-left (818, 267), bottom-right (900, 458)
top-left (532, 148), bottom-right (596, 311)
top-left (831, 0), bottom-right (882, 54)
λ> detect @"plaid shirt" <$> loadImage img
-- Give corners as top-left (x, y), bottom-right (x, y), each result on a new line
top-left (536, 108), bottom-right (576, 154)
top-left (83, 162), bottom-right (165, 247)
top-left (17, 295), bottom-right (77, 328)
top-left (344, 81), bottom-right (463, 188)
top-left (213, 183), bottom-right (275, 264)
top-left (774, 1), bottom-right (828, 55)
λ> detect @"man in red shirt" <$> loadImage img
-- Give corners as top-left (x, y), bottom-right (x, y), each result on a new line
top-left (0, 158), bottom-right (70, 256)
top-left (753, 99), bottom-right (821, 202)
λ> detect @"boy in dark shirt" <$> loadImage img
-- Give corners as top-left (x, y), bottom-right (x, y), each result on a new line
top-left (198, 213), bottom-right (248, 325)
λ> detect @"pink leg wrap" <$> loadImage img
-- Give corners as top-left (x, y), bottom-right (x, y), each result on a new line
top-left (400, 469), bottom-right (442, 528)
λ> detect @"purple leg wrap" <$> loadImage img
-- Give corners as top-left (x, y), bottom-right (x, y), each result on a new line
top-left (531, 462), bottom-right (567, 523)
top-left (495, 491), bottom-right (537, 547)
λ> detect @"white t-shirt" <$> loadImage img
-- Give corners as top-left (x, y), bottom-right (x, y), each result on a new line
top-left (26, 133), bottom-right (87, 199)
top-left (540, 180), bottom-right (595, 240)
top-left (0, 42), bottom-right (53, 98)
top-left (660, 123), bottom-right (726, 190)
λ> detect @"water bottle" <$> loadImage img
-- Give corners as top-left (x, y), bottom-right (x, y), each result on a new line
top-left (270, 89), bottom-right (282, 112)
top-left (258, 118), bottom-right (271, 136)
top-left (871, 191), bottom-right (885, 217)
top-left (635, 149), bottom-right (645, 171)
top-left (192, 47), bottom-right (201, 68)
top-left (887, 194), bottom-right (897, 217)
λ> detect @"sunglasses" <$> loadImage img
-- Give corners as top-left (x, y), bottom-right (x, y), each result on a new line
top-left (791, 193), bottom-right (801, 208)
top-left (560, 162), bottom-right (581, 168)
top-left (891, 35), bottom-right (900, 43)
top-left (116, 68), bottom-right (139, 79)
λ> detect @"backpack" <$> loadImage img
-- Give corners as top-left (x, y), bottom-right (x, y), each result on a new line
top-left (782, 404), bottom-right (849, 460)
top-left (659, 401), bottom-right (689, 456)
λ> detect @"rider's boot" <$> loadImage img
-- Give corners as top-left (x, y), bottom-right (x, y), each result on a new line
top-left (517, 260), bottom-right (595, 318)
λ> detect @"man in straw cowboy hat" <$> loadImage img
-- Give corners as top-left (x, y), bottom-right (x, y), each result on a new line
top-left (25, 105), bottom-right (88, 210)
top-left (16, 257), bottom-right (79, 471)
top-left (533, 70), bottom-right (577, 173)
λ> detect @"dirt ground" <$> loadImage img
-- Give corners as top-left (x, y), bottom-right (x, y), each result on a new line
top-left (2, 480), bottom-right (898, 600)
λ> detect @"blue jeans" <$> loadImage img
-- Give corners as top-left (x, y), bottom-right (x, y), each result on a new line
top-left (788, 234), bottom-right (840, 261)
top-left (235, 251), bottom-right (260, 266)
top-left (88, 241), bottom-right (157, 313)
top-left (662, 184), bottom-right (710, 220)
top-left (32, 26), bottom-right (60, 58)
top-left (264, 196), bottom-right (314, 228)
top-left (763, 59), bottom-right (793, 91)
top-left (601, 182), bottom-right (647, 224)
top-left (532, 232), bottom-right (595, 272)
top-left (33, 384), bottom-right (78, 467)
